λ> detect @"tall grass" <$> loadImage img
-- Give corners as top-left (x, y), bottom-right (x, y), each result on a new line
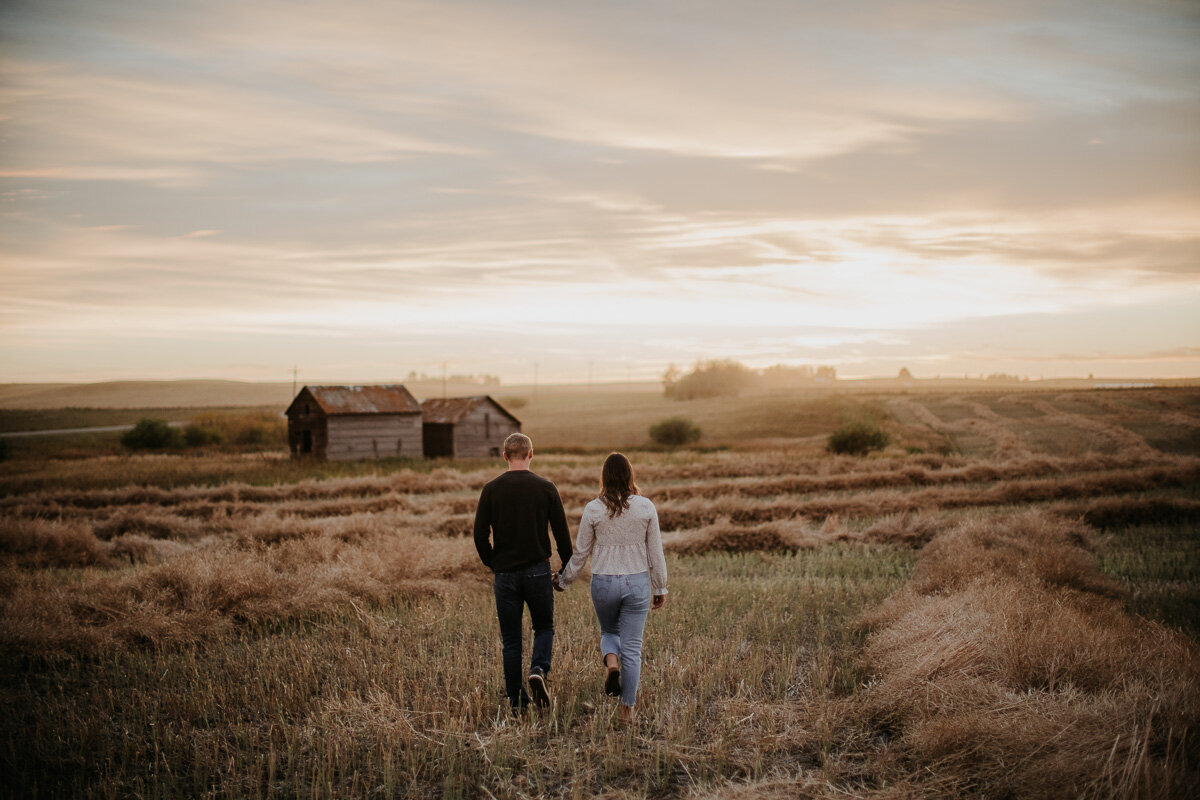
top-left (1, 546), bottom-right (915, 799)
top-left (861, 512), bottom-right (1200, 799)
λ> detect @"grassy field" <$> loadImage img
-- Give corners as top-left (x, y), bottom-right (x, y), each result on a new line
top-left (2, 387), bottom-right (1198, 798)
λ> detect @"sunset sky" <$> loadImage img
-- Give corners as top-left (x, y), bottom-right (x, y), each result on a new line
top-left (2, 0), bottom-right (1198, 384)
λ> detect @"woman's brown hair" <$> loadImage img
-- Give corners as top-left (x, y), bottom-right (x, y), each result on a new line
top-left (599, 452), bottom-right (639, 517)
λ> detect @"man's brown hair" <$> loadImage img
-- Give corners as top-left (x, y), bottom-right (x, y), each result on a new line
top-left (502, 432), bottom-right (532, 460)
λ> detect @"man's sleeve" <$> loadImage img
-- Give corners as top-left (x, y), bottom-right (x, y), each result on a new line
top-left (473, 486), bottom-right (493, 568)
top-left (548, 485), bottom-right (572, 565)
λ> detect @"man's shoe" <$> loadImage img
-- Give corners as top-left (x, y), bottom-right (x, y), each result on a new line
top-left (604, 668), bottom-right (621, 697)
top-left (529, 667), bottom-right (551, 707)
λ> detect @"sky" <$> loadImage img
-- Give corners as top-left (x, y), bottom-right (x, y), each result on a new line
top-left (1, 0), bottom-right (1198, 385)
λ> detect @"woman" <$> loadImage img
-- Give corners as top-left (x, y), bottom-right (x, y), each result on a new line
top-left (554, 452), bottom-right (668, 722)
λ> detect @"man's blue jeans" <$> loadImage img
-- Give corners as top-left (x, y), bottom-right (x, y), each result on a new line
top-left (493, 560), bottom-right (555, 708)
top-left (590, 571), bottom-right (652, 707)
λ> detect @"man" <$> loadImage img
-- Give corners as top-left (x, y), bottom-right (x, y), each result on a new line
top-left (473, 432), bottom-right (572, 710)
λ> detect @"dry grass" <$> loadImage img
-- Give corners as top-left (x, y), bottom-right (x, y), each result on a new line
top-left (1059, 496), bottom-right (1200, 529)
top-left (664, 517), bottom-right (826, 555)
top-left (1, 406), bottom-right (1196, 799)
top-left (0, 516), bottom-right (487, 653)
top-left (860, 512), bottom-right (1200, 799)
top-left (1030, 399), bottom-right (1161, 457)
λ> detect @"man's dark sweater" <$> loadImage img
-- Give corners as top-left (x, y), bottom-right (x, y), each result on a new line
top-left (473, 470), bottom-right (572, 572)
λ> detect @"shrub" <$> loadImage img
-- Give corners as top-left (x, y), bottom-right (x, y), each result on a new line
top-left (120, 419), bottom-right (184, 451)
top-left (183, 423), bottom-right (224, 447)
top-left (649, 417), bottom-right (702, 448)
top-left (184, 411), bottom-right (285, 449)
top-left (827, 421), bottom-right (890, 455)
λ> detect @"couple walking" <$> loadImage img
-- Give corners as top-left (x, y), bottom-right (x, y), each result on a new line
top-left (473, 433), bottom-right (668, 722)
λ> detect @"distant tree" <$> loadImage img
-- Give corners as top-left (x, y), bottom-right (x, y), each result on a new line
top-left (827, 421), bottom-right (890, 456)
top-left (760, 364), bottom-right (815, 390)
top-left (898, 367), bottom-right (913, 380)
top-left (649, 417), bottom-right (702, 449)
top-left (121, 418), bottom-right (184, 450)
top-left (815, 365), bottom-right (837, 382)
top-left (661, 364), bottom-right (681, 398)
top-left (670, 359), bottom-right (757, 400)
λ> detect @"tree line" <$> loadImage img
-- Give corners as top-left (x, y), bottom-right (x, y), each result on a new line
top-left (662, 360), bottom-right (837, 401)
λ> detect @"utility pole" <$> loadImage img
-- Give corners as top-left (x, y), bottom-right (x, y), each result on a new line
top-left (533, 362), bottom-right (539, 401)
top-left (588, 360), bottom-right (594, 389)
top-left (292, 366), bottom-right (297, 397)
top-left (442, 362), bottom-right (447, 399)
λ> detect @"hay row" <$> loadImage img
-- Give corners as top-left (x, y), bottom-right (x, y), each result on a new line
top-left (654, 462), bottom-right (1200, 529)
top-left (858, 511), bottom-right (1200, 798)
top-left (4, 452), bottom-right (1180, 522)
top-left (0, 521), bottom-right (488, 654)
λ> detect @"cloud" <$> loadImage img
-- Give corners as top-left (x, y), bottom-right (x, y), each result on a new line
top-left (0, 0), bottom-right (1198, 381)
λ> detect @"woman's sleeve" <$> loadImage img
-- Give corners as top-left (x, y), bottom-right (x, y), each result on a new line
top-left (557, 504), bottom-right (596, 588)
top-left (646, 502), bottom-right (668, 595)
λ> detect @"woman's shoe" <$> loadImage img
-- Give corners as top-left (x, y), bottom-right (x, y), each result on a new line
top-left (604, 668), bottom-right (621, 697)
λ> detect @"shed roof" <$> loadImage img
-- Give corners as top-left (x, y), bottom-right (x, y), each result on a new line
top-left (420, 395), bottom-right (521, 425)
top-left (288, 385), bottom-right (422, 416)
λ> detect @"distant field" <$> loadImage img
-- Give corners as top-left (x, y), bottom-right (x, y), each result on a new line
top-left (6, 384), bottom-right (1196, 459)
top-left (1, 386), bottom-right (1198, 798)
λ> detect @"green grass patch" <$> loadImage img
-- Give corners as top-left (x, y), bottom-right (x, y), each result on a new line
top-left (1095, 522), bottom-right (1200, 638)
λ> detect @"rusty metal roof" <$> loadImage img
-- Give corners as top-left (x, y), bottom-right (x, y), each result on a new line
top-left (420, 395), bottom-right (521, 425)
top-left (291, 385), bottom-right (422, 416)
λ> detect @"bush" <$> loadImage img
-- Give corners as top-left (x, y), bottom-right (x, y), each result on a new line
top-left (649, 417), bottom-right (702, 448)
top-left (120, 419), bottom-right (184, 451)
top-left (183, 423), bottom-right (224, 447)
top-left (827, 421), bottom-right (890, 455)
top-left (183, 411), bottom-right (285, 449)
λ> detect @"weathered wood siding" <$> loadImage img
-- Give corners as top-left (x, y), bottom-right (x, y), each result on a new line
top-left (287, 393), bottom-right (327, 459)
top-left (325, 414), bottom-right (422, 461)
top-left (288, 416), bottom-right (328, 458)
top-left (452, 401), bottom-right (519, 458)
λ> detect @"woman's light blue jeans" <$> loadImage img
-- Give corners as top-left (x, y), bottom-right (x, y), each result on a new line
top-left (590, 571), bottom-right (651, 707)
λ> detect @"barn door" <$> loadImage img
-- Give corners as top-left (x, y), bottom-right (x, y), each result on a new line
top-left (423, 423), bottom-right (454, 458)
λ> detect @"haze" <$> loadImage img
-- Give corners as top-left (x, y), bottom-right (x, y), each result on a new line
top-left (2, 0), bottom-right (1198, 384)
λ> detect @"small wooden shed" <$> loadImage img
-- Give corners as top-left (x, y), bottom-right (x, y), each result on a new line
top-left (420, 396), bottom-right (521, 459)
top-left (286, 385), bottom-right (422, 461)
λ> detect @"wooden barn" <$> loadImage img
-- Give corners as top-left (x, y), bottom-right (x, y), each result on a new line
top-left (420, 396), bottom-right (521, 459)
top-left (286, 385), bottom-right (422, 461)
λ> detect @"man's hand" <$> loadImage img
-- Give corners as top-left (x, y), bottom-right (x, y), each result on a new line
top-left (552, 573), bottom-right (564, 592)
top-left (652, 594), bottom-right (667, 610)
